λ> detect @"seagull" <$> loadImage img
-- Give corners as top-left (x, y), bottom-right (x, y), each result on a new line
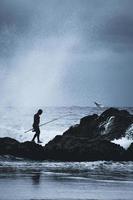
top-left (94, 102), bottom-right (103, 108)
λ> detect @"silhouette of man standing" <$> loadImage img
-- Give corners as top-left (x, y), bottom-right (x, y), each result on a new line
top-left (32, 109), bottom-right (43, 143)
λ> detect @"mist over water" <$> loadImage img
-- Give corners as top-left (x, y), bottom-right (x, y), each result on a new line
top-left (0, 1), bottom-right (133, 108)
top-left (1, 34), bottom-right (79, 107)
top-left (0, 1), bottom-right (81, 108)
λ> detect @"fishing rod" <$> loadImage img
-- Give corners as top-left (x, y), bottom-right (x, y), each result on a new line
top-left (24, 114), bottom-right (71, 133)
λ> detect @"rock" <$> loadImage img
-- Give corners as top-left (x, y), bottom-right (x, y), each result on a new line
top-left (44, 135), bottom-right (125, 161)
top-left (99, 108), bottom-right (133, 140)
top-left (63, 108), bottom-right (133, 141)
top-left (0, 137), bottom-right (19, 155)
top-left (124, 143), bottom-right (133, 161)
top-left (0, 107), bottom-right (133, 161)
top-left (43, 107), bottom-right (133, 161)
top-left (0, 137), bottom-right (45, 160)
top-left (17, 141), bottom-right (45, 160)
top-left (63, 114), bottom-right (99, 139)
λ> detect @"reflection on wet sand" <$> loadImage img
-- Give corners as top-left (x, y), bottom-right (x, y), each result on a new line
top-left (1, 160), bottom-right (133, 200)
top-left (32, 171), bottom-right (41, 185)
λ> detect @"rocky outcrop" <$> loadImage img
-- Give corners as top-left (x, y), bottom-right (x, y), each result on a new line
top-left (0, 137), bottom-right (45, 160)
top-left (63, 108), bottom-right (133, 140)
top-left (124, 143), bottom-right (133, 161)
top-left (43, 135), bottom-right (125, 161)
top-left (43, 107), bottom-right (133, 161)
top-left (0, 108), bottom-right (133, 161)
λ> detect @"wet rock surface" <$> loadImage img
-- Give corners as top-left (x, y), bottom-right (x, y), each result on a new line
top-left (0, 108), bottom-right (133, 161)
top-left (0, 137), bottom-right (45, 160)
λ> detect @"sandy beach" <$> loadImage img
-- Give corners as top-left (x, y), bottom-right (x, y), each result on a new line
top-left (0, 159), bottom-right (133, 200)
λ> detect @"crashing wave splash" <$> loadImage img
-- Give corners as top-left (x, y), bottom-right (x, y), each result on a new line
top-left (100, 116), bottom-right (115, 135)
top-left (112, 124), bottom-right (133, 150)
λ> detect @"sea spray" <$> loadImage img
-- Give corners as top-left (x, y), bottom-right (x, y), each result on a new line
top-left (112, 137), bottom-right (133, 150)
top-left (112, 124), bottom-right (133, 150)
top-left (100, 116), bottom-right (115, 135)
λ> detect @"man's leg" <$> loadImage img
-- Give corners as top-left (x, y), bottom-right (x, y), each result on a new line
top-left (32, 133), bottom-right (37, 142)
top-left (37, 128), bottom-right (41, 143)
top-left (37, 133), bottom-right (40, 143)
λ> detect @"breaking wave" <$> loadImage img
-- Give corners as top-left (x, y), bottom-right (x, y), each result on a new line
top-left (112, 124), bottom-right (133, 149)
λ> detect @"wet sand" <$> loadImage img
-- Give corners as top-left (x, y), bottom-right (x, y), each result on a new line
top-left (0, 170), bottom-right (133, 200)
top-left (1, 159), bottom-right (133, 200)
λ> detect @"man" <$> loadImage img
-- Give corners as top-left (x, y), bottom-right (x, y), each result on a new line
top-left (32, 109), bottom-right (43, 143)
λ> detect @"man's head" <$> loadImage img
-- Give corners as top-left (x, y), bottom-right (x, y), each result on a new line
top-left (38, 109), bottom-right (43, 115)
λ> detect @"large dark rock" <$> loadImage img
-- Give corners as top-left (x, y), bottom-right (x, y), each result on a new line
top-left (63, 114), bottom-right (99, 139)
top-left (0, 108), bottom-right (133, 161)
top-left (63, 108), bottom-right (133, 141)
top-left (0, 137), bottom-right (19, 155)
top-left (0, 137), bottom-right (45, 160)
top-left (17, 141), bottom-right (45, 160)
top-left (43, 107), bottom-right (133, 161)
top-left (124, 143), bottom-right (133, 161)
top-left (98, 108), bottom-right (133, 140)
top-left (43, 135), bottom-right (125, 161)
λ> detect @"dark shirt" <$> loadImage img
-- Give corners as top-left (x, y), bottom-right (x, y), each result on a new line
top-left (33, 113), bottom-right (40, 127)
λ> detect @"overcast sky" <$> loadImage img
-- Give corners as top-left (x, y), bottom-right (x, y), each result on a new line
top-left (0, 0), bottom-right (133, 107)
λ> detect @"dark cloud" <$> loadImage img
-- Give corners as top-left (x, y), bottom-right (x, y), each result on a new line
top-left (104, 15), bottom-right (133, 39)
top-left (97, 14), bottom-right (133, 52)
top-left (75, 0), bottom-right (133, 53)
top-left (0, 1), bottom-right (32, 32)
top-left (0, 1), bottom-right (34, 57)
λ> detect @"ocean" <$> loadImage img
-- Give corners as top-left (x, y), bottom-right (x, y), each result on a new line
top-left (0, 106), bottom-right (133, 200)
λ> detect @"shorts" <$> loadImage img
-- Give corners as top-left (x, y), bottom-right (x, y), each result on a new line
top-left (33, 125), bottom-right (40, 134)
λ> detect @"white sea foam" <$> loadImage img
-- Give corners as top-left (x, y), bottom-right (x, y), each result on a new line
top-left (112, 123), bottom-right (133, 149)
top-left (112, 137), bottom-right (133, 150)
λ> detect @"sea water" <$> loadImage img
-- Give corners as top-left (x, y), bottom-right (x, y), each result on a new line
top-left (0, 106), bottom-right (133, 200)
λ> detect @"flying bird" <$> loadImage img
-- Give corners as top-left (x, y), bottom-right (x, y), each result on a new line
top-left (94, 102), bottom-right (103, 108)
